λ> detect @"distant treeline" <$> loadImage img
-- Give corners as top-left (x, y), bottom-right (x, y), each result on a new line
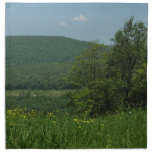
top-left (6, 36), bottom-right (111, 90)
top-left (6, 36), bottom-right (89, 66)
top-left (6, 63), bottom-right (72, 90)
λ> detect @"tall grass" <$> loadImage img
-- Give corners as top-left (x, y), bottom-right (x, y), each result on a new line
top-left (6, 108), bottom-right (146, 149)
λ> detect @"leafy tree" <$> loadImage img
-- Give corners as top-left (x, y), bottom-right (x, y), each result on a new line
top-left (107, 17), bottom-right (147, 106)
top-left (128, 63), bottom-right (147, 108)
top-left (66, 42), bottom-right (111, 115)
top-left (67, 42), bottom-right (108, 88)
top-left (66, 17), bottom-right (147, 116)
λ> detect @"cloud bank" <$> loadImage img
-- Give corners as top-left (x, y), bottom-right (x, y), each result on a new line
top-left (59, 21), bottom-right (69, 27)
top-left (72, 15), bottom-right (88, 22)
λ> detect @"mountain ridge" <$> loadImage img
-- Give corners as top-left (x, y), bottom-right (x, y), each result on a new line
top-left (6, 36), bottom-right (89, 66)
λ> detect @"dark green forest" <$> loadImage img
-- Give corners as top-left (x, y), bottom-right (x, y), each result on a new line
top-left (6, 36), bottom-right (110, 90)
top-left (6, 36), bottom-right (90, 89)
top-left (6, 36), bottom-right (90, 66)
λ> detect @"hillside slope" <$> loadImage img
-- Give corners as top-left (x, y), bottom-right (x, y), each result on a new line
top-left (6, 36), bottom-right (90, 89)
top-left (6, 36), bottom-right (111, 90)
top-left (6, 36), bottom-right (89, 66)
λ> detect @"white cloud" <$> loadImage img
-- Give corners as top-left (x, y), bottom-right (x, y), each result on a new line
top-left (59, 21), bottom-right (69, 27)
top-left (72, 15), bottom-right (88, 22)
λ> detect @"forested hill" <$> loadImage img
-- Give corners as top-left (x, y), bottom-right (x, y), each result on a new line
top-left (6, 36), bottom-right (89, 66)
top-left (6, 36), bottom-right (111, 90)
top-left (5, 36), bottom-right (91, 90)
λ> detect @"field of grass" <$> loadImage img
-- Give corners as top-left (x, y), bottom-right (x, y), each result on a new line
top-left (6, 90), bottom-right (147, 149)
top-left (6, 108), bottom-right (146, 148)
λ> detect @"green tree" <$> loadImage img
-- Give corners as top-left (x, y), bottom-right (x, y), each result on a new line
top-left (67, 42), bottom-right (109, 88)
top-left (66, 17), bottom-right (147, 116)
top-left (128, 63), bottom-right (147, 108)
top-left (66, 42), bottom-right (110, 115)
top-left (107, 17), bottom-right (147, 107)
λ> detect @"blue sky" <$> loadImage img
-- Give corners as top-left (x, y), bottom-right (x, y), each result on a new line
top-left (6, 3), bottom-right (148, 44)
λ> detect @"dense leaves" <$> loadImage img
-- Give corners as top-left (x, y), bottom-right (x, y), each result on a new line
top-left (6, 63), bottom-right (72, 90)
top-left (66, 18), bottom-right (147, 115)
top-left (108, 17), bottom-right (147, 102)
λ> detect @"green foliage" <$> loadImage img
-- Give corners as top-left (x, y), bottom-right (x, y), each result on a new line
top-left (6, 108), bottom-right (147, 148)
top-left (66, 88), bottom-right (93, 115)
top-left (66, 42), bottom-right (109, 88)
top-left (6, 36), bottom-right (89, 66)
top-left (6, 63), bottom-right (72, 90)
top-left (128, 63), bottom-right (147, 107)
top-left (6, 36), bottom-right (111, 90)
top-left (66, 17), bottom-right (147, 115)
top-left (6, 90), bottom-right (68, 114)
top-left (6, 90), bottom-right (147, 148)
top-left (5, 18), bottom-right (147, 149)
top-left (6, 36), bottom-right (90, 90)
top-left (66, 42), bottom-right (112, 115)
top-left (108, 17), bottom-right (147, 104)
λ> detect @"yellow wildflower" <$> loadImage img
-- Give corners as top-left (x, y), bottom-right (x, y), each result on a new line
top-left (48, 112), bottom-right (54, 117)
top-left (73, 119), bottom-right (78, 122)
top-left (53, 121), bottom-right (56, 124)
top-left (101, 123), bottom-right (104, 126)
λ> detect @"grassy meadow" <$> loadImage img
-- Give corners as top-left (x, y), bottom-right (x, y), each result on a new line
top-left (6, 90), bottom-right (147, 149)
